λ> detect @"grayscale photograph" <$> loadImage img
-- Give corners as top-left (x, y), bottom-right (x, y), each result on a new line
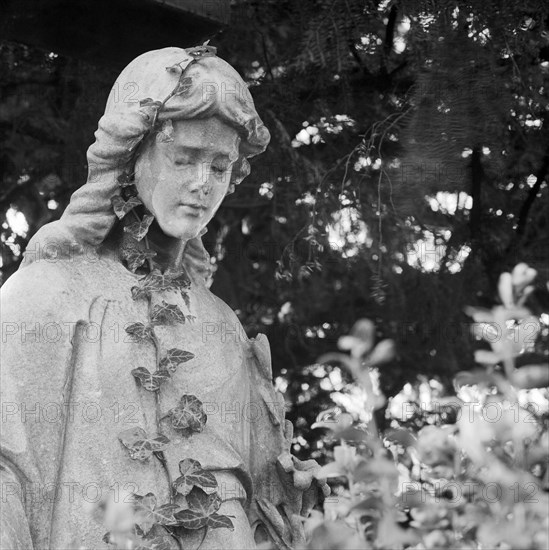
top-left (0, 1), bottom-right (548, 549)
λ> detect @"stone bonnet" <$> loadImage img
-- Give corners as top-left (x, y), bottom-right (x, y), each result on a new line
top-left (21, 46), bottom-right (271, 279)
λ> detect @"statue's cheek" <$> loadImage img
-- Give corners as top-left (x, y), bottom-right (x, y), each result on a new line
top-left (148, 172), bottom-right (177, 213)
top-left (150, 187), bottom-right (174, 222)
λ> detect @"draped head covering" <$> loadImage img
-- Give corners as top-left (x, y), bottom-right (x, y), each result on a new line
top-left (21, 46), bottom-right (270, 279)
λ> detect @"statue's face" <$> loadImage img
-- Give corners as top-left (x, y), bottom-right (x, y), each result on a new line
top-left (135, 117), bottom-right (240, 240)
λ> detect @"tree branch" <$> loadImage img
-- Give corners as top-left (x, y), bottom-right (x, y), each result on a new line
top-left (516, 153), bottom-right (549, 237)
top-left (380, 4), bottom-right (398, 76)
top-left (469, 146), bottom-right (483, 238)
top-left (384, 5), bottom-right (398, 56)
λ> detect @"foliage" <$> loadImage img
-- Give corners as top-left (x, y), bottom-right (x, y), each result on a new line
top-left (301, 263), bottom-right (548, 550)
top-left (211, 0), bottom-right (549, 461)
top-left (173, 459), bottom-right (217, 496)
top-left (103, 163), bottom-right (232, 548)
top-left (2, 0), bottom-right (549, 463)
top-left (118, 427), bottom-right (170, 461)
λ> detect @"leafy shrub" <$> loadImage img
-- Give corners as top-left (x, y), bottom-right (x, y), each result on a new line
top-left (306, 263), bottom-right (549, 550)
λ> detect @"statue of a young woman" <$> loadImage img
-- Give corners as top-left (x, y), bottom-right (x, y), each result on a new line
top-left (0, 46), bottom-right (327, 550)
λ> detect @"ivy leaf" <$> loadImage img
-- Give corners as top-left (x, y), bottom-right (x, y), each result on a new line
top-left (159, 348), bottom-right (195, 372)
top-left (186, 44), bottom-right (218, 58)
top-left (156, 119), bottom-right (174, 143)
top-left (207, 513), bottom-right (235, 531)
top-left (165, 57), bottom-right (194, 74)
top-left (181, 290), bottom-right (191, 310)
top-left (125, 322), bottom-right (154, 342)
top-left (139, 98), bottom-right (163, 108)
top-left (121, 246), bottom-right (157, 272)
top-left (173, 487), bottom-right (221, 530)
top-left (118, 171), bottom-right (135, 187)
top-left (173, 459), bottom-right (217, 496)
top-left (103, 525), bottom-right (143, 546)
top-left (121, 185), bottom-right (139, 201)
top-left (118, 427), bottom-right (170, 461)
top-left (131, 267), bottom-right (190, 300)
top-left (133, 493), bottom-right (180, 535)
top-left (135, 534), bottom-right (178, 550)
top-left (164, 267), bottom-right (191, 290)
top-left (111, 195), bottom-right (143, 219)
top-left (138, 99), bottom-right (163, 124)
top-left (124, 214), bottom-right (155, 241)
top-left (174, 76), bottom-right (192, 96)
top-left (131, 367), bottom-right (171, 392)
top-left (172, 508), bottom-right (208, 530)
top-left (135, 525), bottom-right (180, 550)
top-left (151, 301), bottom-right (186, 325)
top-left (131, 273), bottom-right (160, 300)
top-left (166, 394), bottom-right (207, 434)
top-left (133, 493), bottom-right (158, 534)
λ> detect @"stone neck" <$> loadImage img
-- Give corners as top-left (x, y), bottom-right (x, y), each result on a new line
top-left (142, 219), bottom-right (188, 270)
top-left (102, 216), bottom-right (189, 274)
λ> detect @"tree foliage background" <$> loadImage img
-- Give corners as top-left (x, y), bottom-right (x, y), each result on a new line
top-left (1, 0), bottom-right (549, 460)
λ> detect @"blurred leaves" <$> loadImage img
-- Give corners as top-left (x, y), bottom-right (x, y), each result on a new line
top-left (308, 281), bottom-right (548, 549)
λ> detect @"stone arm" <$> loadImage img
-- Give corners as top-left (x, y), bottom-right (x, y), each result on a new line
top-left (0, 464), bottom-right (34, 549)
top-left (246, 335), bottom-right (329, 549)
top-left (0, 262), bottom-right (89, 549)
top-left (275, 421), bottom-right (331, 518)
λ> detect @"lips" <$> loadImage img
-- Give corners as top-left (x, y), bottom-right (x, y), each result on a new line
top-left (179, 202), bottom-right (207, 216)
top-left (180, 202), bottom-right (206, 210)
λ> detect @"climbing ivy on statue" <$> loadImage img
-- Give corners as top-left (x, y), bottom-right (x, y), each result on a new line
top-left (103, 43), bottom-right (234, 549)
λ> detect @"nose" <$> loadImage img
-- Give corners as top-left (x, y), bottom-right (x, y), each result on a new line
top-left (184, 163), bottom-right (213, 197)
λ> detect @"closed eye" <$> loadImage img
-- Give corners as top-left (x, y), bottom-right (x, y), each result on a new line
top-left (211, 157), bottom-right (232, 176)
top-left (174, 159), bottom-right (190, 167)
top-left (211, 165), bottom-right (227, 175)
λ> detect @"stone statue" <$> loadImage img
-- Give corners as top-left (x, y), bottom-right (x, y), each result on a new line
top-left (0, 46), bottom-right (328, 550)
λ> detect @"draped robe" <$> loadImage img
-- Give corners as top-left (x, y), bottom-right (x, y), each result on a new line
top-left (0, 249), bottom-right (302, 549)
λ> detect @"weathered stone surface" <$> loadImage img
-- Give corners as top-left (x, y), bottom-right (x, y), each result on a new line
top-left (0, 47), bottom-right (326, 549)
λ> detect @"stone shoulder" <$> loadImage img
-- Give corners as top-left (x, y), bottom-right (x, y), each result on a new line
top-left (0, 259), bottom-right (90, 326)
top-left (207, 288), bottom-right (241, 322)
top-left (205, 286), bottom-right (274, 379)
top-left (205, 286), bottom-right (253, 343)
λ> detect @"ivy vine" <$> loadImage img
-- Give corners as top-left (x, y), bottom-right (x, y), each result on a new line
top-left (103, 43), bottom-right (235, 550)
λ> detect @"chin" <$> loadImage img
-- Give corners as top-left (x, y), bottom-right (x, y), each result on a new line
top-left (158, 218), bottom-right (203, 241)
